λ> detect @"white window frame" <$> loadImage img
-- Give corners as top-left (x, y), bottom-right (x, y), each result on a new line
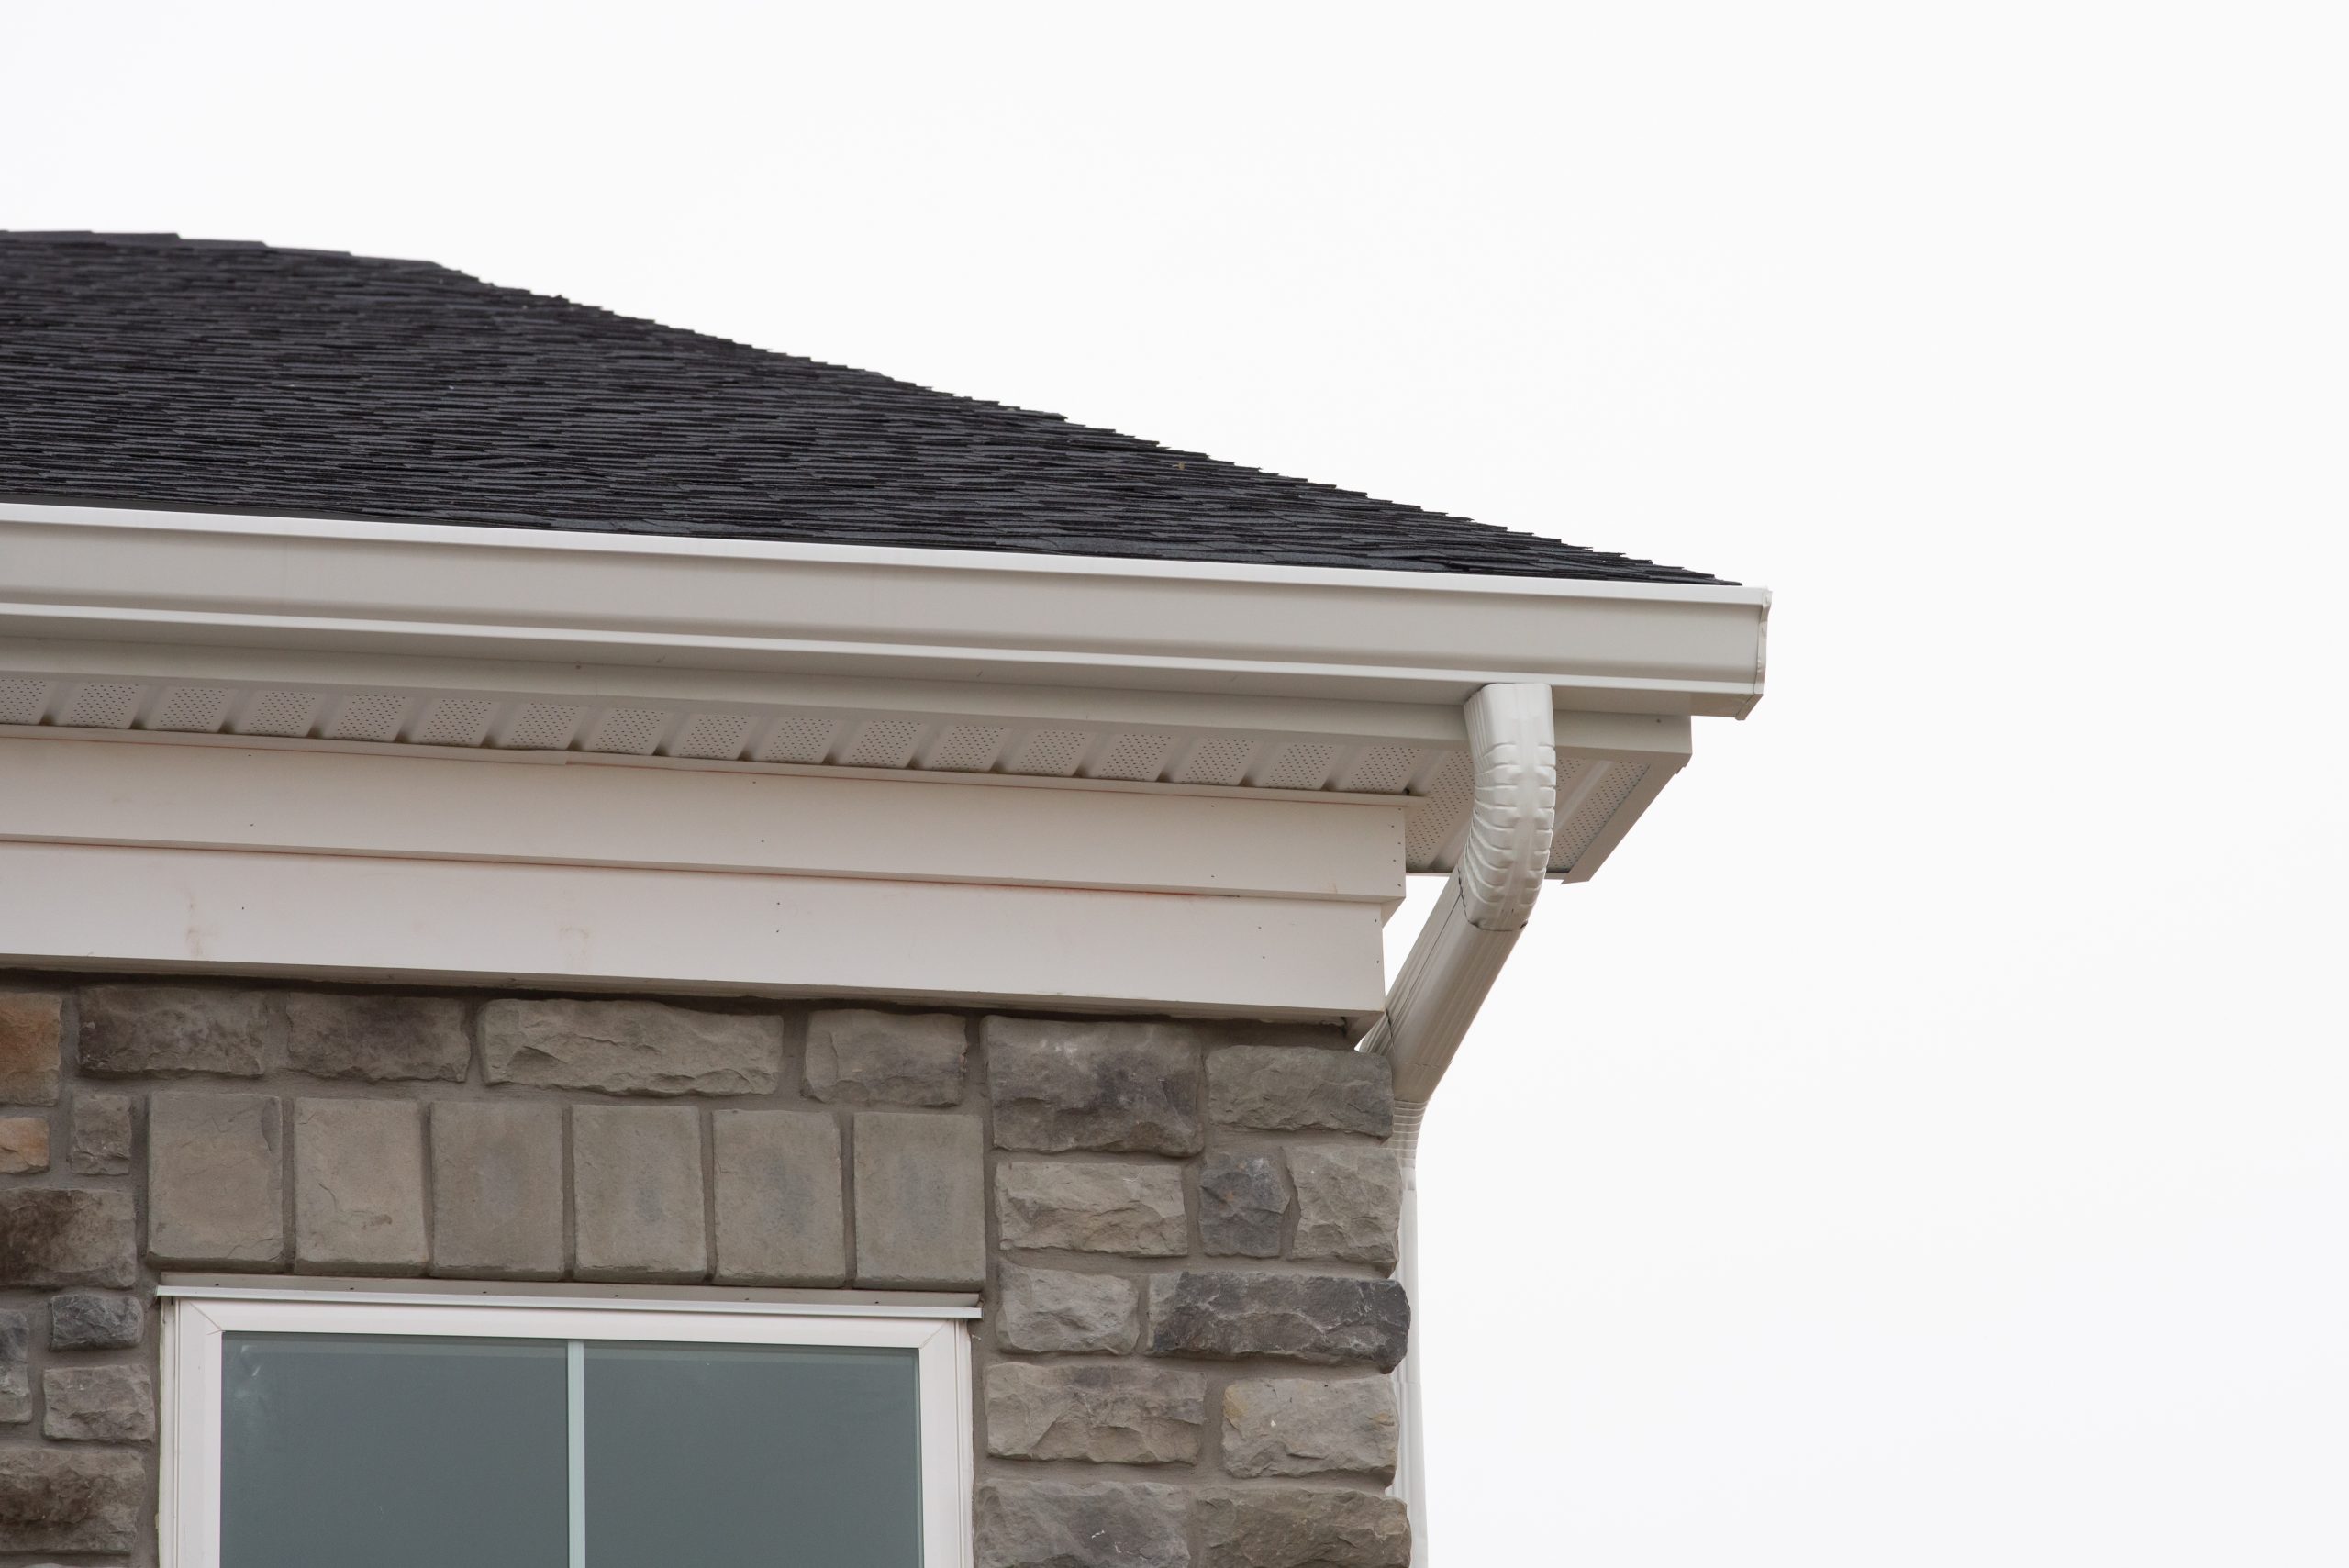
top-left (160, 1288), bottom-right (974, 1568)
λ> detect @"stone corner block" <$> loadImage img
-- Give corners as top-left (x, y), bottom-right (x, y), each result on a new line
top-left (43, 1364), bottom-right (157, 1443)
top-left (50, 1292), bottom-right (147, 1352)
top-left (0, 1188), bottom-right (137, 1288)
top-left (712, 1109), bottom-right (846, 1286)
top-left (0, 1113), bottom-right (48, 1173)
top-left (147, 1092), bottom-right (284, 1269)
top-left (0, 1445), bottom-right (146, 1552)
top-left (1200, 1486), bottom-right (1410, 1568)
top-left (276, 991), bottom-right (470, 1082)
top-left (985, 1361), bottom-right (1206, 1465)
top-left (1148, 1272), bottom-right (1408, 1371)
top-left (294, 1098), bottom-right (427, 1274)
top-left (0, 990), bottom-right (64, 1104)
top-left (1222, 1377), bottom-right (1399, 1479)
top-left (804, 1008), bottom-right (967, 1106)
top-left (1208, 1044), bottom-right (1393, 1137)
top-left (1288, 1146), bottom-right (1402, 1272)
top-left (996, 1160), bottom-right (1188, 1257)
top-left (982, 1016), bottom-right (1203, 1155)
top-left (572, 1104), bottom-right (707, 1283)
top-left (852, 1112), bottom-right (985, 1288)
top-left (995, 1262), bottom-right (1141, 1355)
top-left (429, 1100), bottom-right (564, 1280)
top-left (68, 1091), bottom-right (134, 1175)
top-left (483, 997), bottom-right (780, 1096)
top-left (975, 1478), bottom-right (1191, 1568)
top-left (79, 984), bottom-right (269, 1077)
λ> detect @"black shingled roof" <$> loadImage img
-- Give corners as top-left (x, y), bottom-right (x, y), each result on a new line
top-left (0, 233), bottom-right (1723, 584)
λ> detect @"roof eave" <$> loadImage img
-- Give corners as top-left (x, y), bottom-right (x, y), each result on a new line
top-left (0, 501), bottom-right (1769, 717)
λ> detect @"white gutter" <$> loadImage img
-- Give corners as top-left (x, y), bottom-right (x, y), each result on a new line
top-left (0, 502), bottom-right (1770, 715)
top-left (1359, 682), bottom-right (1560, 1567)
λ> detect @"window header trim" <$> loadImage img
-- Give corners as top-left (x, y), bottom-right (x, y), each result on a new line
top-left (156, 1276), bottom-right (983, 1319)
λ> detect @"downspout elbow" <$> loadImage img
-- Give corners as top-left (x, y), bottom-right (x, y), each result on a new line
top-left (1363, 681), bottom-right (1558, 1111)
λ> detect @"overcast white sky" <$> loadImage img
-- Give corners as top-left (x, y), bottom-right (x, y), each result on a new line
top-left (6, 3), bottom-right (2343, 1562)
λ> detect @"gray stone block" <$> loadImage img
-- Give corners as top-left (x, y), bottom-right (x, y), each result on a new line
top-left (996, 1262), bottom-right (1140, 1354)
top-left (43, 1364), bottom-right (156, 1442)
top-left (1288, 1146), bottom-right (1402, 1272)
top-left (1200, 1487), bottom-right (1410, 1568)
top-left (996, 1161), bottom-right (1188, 1256)
top-left (1222, 1378), bottom-right (1399, 1479)
top-left (985, 1362), bottom-right (1206, 1464)
top-left (984, 1017), bottom-right (1203, 1155)
top-left (712, 1110), bottom-right (846, 1286)
top-left (0, 991), bottom-right (62, 1105)
top-left (0, 1446), bottom-right (145, 1551)
top-left (483, 997), bottom-right (779, 1095)
top-left (147, 1092), bottom-right (284, 1268)
top-left (0, 1309), bottom-right (23, 1363)
top-left (79, 984), bottom-right (269, 1076)
top-left (1199, 1151), bottom-right (1290, 1258)
top-left (573, 1105), bottom-right (707, 1282)
top-left (0, 1114), bottom-right (46, 1173)
top-left (0, 1363), bottom-right (26, 1425)
top-left (277, 991), bottom-right (470, 1082)
top-left (975, 1479), bottom-right (1191, 1568)
top-left (68, 1091), bottom-right (132, 1175)
top-left (49, 1293), bottom-right (145, 1352)
top-left (294, 1098), bottom-right (427, 1273)
top-left (0, 1189), bottom-right (137, 1287)
top-left (853, 1112), bottom-right (985, 1288)
top-left (1208, 1046), bottom-right (1392, 1137)
top-left (804, 1008), bottom-right (967, 1106)
top-left (430, 1101), bottom-right (564, 1279)
top-left (1147, 1273), bottom-right (1409, 1371)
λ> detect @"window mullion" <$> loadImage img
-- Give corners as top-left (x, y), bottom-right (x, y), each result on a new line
top-left (567, 1339), bottom-right (586, 1568)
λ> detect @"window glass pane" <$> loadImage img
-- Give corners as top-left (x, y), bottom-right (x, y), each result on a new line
top-left (222, 1334), bottom-right (569, 1568)
top-left (584, 1340), bottom-right (922, 1568)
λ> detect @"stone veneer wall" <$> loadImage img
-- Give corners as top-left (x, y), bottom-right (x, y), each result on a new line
top-left (0, 976), bottom-right (1409, 1568)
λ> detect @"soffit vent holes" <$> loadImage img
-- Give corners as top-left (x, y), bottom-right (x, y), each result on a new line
top-left (498, 705), bottom-right (586, 751)
top-left (325, 693), bottom-right (411, 743)
top-left (238, 689), bottom-right (322, 738)
top-left (1008, 728), bottom-right (1090, 777)
top-left (61, 683), bottom-right (146, 730)
top-left (1403, 751), bottom-right (1475, 866)
top-left (843, 718), bottom-right (927, 770)
top-left (1551, 762), bottom-right (1648, 871)
top-left (1341, 744), bottom-right (1420, 795)
top-left (145, 684), bottom-right (230, 735)
top-left (0, 678), bottom-right (54, 727)
top-left (410, 698), bottom-right (498, 748)
top-left (583, 707), bottom-right (669, 756)
top-left (926, 725), bottom-right (1008, 773)
top-left (670, 713), bottom-right (756, 761)
top-left (1174, 736), bottom-right (1256, 786)
top-left (1092, 732), bottom-right (1174, 783)
top-left (1262, 742), bottom-right (1339, 791)
top-left (757, 717), bottom-right (839, 765)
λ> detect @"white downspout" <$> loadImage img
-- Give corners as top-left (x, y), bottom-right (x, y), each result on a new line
top-left (1359, 682), bottom-right (1558, 1568)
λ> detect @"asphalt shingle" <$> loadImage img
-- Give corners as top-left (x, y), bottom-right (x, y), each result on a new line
top-left (0, 233), bottom-right (1724, 584)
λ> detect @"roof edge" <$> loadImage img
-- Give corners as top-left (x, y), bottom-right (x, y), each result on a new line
top-left (0, 501), bottom-right (1769, 717)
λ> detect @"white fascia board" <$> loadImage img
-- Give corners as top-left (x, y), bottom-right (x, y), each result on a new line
top-left (0, 502), bottom-right (1769, 716)
top-left (0, 733), bottom-right (1405, 904)
top-left (0, 840), bottom-right (1387, 1019)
